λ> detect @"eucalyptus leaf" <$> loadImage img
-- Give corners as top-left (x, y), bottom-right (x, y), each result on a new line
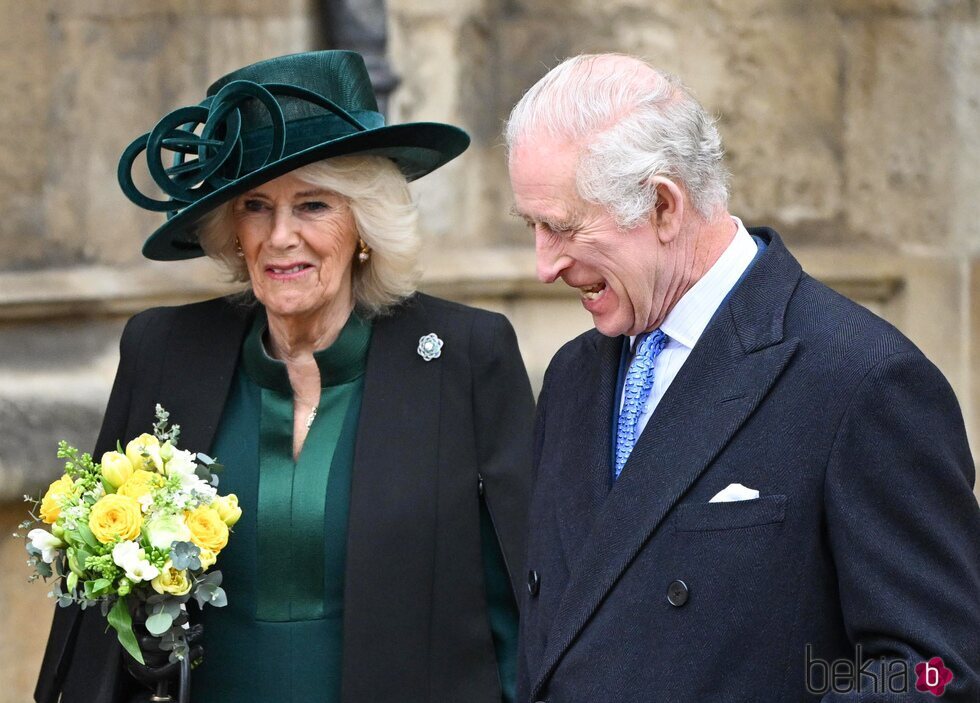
top-left (208, 586), bottom-right (228, 608)
top-left (57, 594), bottom-right (74, 608)
top-left (35, 561), bottom-right (52, 578)
top-left (108, 597), bottom-right (143, 665)
top-left (145, 612), bottom-right (174, 636)
top-left (171, 541), bottom-right (201, 571)
top-left (162, 600), bottom-right (182, 619)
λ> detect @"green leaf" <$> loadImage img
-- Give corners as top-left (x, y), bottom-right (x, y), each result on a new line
top-left (83, 578), bottom-right (113, 598)
top-left (108, 597), bottom-right (144, 665)
top-left (117, 440), bottom-right (123, 454)
top-left (74, 547), bottom-right (94, 573)
top-left (76, 523), bottom-right (101, 550)
top-left (145, 611), bottom-right (174, 636)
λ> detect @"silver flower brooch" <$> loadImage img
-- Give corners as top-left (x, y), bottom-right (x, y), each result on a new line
top-left (417, 333), bottom-right (444, 361)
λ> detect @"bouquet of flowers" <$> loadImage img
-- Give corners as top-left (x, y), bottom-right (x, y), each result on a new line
top-left (19, 405), bottom-right (240, 665)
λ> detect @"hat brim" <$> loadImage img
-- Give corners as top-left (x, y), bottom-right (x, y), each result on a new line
top-left (141, 122), bottom-right (469, 261)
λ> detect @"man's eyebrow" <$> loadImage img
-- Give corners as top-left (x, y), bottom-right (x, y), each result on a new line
top-left (509, 206), bottom-right (578, 230)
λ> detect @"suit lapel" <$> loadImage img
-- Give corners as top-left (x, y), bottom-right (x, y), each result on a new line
top-left (532, 231), bottom-right (803, 697)
top-left (554, 332), bottom-right (621, 561)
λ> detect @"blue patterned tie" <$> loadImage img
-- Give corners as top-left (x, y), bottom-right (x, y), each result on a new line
top-left (615, 329), bottom-right (668, 480)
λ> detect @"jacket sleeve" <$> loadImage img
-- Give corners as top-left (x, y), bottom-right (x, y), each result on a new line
top-left (471, 312), bottom-right (535, 602)
top-left (34, 310), bottom-right (154, 703)
top-left (470, 312), bottom-right (535, 702)
top-left (822, 350), bottom-right (980, 702)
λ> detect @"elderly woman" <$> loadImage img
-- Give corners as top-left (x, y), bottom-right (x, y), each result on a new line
top-left (35, 51), bottom-right (532, 703)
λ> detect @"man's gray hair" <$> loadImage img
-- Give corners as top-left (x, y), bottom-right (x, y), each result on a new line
top-left (505, 54), bottom-right (729, 225)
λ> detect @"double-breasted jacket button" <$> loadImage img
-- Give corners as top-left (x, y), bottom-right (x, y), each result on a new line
top-left (527, 569), bottom-right (540, 597)
top-left (477, 474), bottom-right (485, 496)
top-left (667, 579), bottom-right (689, 607)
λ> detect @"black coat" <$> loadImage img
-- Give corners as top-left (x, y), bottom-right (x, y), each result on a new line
top-left (520, 229), bottom-right (980, 702)
top-left (35, 292), bottom-right (534, 703)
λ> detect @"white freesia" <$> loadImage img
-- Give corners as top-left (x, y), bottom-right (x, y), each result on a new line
top-left (111, 540), bottom-right (160, 582)
top-left (165, 449), bottom-right (198, 478)
top-left (27, 528), bottom-right (64, 563)
top-left (125, 558), bottom-right (160, 582)
top-left (111, 540), bottom-right (142, 568)
top-left (143, 513), bottom-right (192, 550)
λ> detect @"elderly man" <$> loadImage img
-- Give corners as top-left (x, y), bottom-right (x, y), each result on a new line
top-left (507, 54), bottom-right (979, 703)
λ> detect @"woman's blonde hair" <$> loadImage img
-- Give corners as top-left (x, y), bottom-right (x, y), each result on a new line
top-left (197, 155), bottom-right (420, 317)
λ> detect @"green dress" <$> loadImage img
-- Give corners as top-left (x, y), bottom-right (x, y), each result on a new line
top-left (192, 310), bottom-right (517, 702)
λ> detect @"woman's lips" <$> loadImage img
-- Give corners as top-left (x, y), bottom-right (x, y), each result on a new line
top-left (265, 263), bottom-right (314, 280)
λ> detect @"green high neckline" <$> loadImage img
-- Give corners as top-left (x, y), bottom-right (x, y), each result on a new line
top-left (242, 308), bottom-right (372, 393)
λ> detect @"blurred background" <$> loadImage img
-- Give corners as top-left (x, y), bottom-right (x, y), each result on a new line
top-left (1, 1), bottom-right (978, 699)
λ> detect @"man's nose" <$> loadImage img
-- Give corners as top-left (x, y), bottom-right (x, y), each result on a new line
top-left (535, 230), bottom-right (569, 283)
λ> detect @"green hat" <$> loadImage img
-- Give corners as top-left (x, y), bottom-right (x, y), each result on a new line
top-left (118, 50), bottom-right (470, 261)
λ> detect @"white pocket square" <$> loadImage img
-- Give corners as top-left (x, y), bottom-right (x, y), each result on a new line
top-left (709, 483), bottom-right (760, 503)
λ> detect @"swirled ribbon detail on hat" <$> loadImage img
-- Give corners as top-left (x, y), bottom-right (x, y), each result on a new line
top-left (118, 80), bottom-right (371, 213)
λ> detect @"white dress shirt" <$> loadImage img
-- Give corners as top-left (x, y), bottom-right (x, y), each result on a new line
top-left (621, 217), bottom-right (759, 440)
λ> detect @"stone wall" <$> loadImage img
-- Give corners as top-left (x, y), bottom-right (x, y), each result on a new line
top-left (2, 1), bottom-right (978, 701)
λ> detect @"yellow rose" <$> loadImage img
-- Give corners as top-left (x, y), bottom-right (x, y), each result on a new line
top-left (151, 561), bottom-right (192, 596)
top-left (211, 494), bottom-right (242, 527)
top-left (198, 548), bottom-right (217, 571)
top-left (117, 470), bottom-right (164, 502)
top-left (185, 506), bottom-right (229, 553)
top-left (40, 475), bottom-right (75, 524)
top-left (125, 434), bottom-right (163, 473)
top-left (88, 494), bottom-right (142, 543)
top-left (100, 451), bottom-right (134, 489)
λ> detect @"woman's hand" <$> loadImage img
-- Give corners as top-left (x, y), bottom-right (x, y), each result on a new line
top-left (123, 620), bottom-right (204, 690)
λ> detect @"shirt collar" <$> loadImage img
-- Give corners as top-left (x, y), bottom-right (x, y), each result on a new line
top-left (632, 216), bottom-right (758, 350)
top-left (242, 308), bottom-right (372, 393)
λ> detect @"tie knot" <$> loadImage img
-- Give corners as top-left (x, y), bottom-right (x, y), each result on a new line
top-left (634, 328), bottom-right (667, 360)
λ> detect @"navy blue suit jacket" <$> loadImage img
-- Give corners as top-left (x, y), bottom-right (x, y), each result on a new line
top-left (519, 229), bottom-right (979, 702)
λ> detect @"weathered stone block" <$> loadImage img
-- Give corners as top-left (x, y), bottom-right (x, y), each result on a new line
top-left (843, 17), bottom-right (954, 246)
top-left (0, 501), bottom-right (54, 703)
top-left (0, 398), bottom-right (107, 499)
top-left (949, 22), bottom-right (980, 255)
top-left (713, 12), bottom-right (845, 244)
top-left (0, 318), bottom-right (121, 371)
top-left (54, 0), bottom-right (310, 18)
top-left (829, 0), bottom-right (966, 17)
top-left (388, 0), bottom-right (486, 18)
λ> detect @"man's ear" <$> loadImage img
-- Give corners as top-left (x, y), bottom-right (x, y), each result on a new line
top-left (649, 177), bottom-right (685, 244)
